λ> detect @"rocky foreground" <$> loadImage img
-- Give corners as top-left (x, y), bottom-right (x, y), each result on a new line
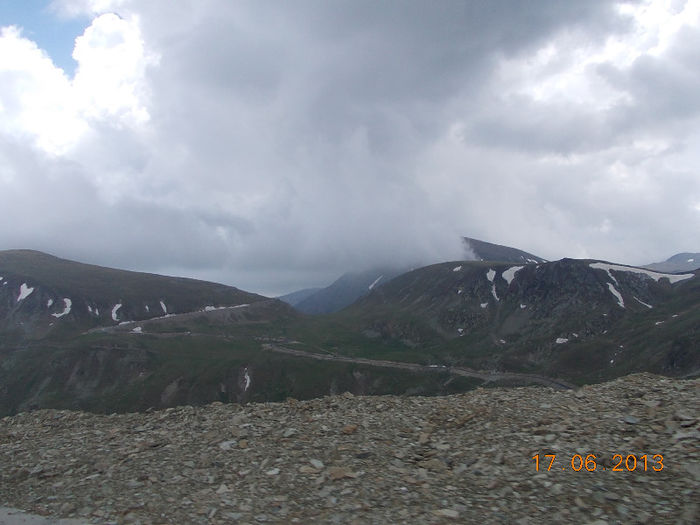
top-left (0, 374), bottom-right (698, 524)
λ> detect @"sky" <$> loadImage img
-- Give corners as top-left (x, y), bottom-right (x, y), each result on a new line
top-left (0, 0), bottom-right (699, 296)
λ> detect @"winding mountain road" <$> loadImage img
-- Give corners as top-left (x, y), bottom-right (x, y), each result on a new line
top-left (261, 343), bottom-right (576, 390)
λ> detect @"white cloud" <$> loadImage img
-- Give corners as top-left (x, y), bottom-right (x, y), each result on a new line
top-left (0, 1), bottom-right (699, 295)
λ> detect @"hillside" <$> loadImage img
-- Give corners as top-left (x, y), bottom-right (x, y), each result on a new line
top-left (286, 237), bottom-right (546, 315)
top-left (0, 250), bottom-right (269, 340)
top-left (318, 258), bottom-right (699, 382)
top-left (0, 373), bottom-right (696, 524)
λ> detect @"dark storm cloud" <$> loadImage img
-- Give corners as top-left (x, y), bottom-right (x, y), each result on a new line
top-left (1, 0), bottom-right (698, 295)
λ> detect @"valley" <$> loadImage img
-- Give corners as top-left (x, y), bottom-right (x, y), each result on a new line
top-left (0, 242), bottom-right (697, 417)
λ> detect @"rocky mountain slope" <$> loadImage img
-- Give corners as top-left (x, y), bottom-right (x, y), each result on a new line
top-left (284, 237), bottom-right (546, 315)
top-left (330, 258), bottom-right (699, 381)
top-left (0, 373), bottom-right (696, 524)
top-left (645, 252), bottom-right (700, 273)
top-left (0, 250), bottom-right (271, 341)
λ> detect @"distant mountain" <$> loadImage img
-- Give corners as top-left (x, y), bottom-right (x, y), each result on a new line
top-left (645, 252), bottom-right (700, 273)
top-left (277, 287), bottom-right (323, 307)
top-left (290, 237), bottom-right (546, 315)
top-left (0, 249), bottom-right (271, 340)
top-left (294, 267), bottom-right (407, 314)
top-left (463, 237), bottom-right (546, 264)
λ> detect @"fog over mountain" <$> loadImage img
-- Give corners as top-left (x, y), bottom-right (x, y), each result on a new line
top-left (1, 1), bottom-right (699, 295)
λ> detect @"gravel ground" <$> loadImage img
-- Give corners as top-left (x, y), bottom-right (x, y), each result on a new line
top-left (1, 373), bottom-right (697, 524)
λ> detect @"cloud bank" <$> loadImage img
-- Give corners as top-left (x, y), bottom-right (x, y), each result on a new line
top-left (1, 0), bottom-right (699, 295)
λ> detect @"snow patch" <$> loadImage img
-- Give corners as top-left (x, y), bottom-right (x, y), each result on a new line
top-left (160, 301), bottom-right (167, 314)
top-left (502, 266), bottom-right (523, 285)
top-left (47, 298), bottom-right (54, 308)
top-left (486, 269), bottom-right (496, 282)
top-left (555, 338), bottom-right (569, 344)
top-left (655, 321), bottom-right (664, 326)
top-left (131, 326), bottom-right (142, 333)
top-left (520, 304), bottom-right (527, 309)
top-left (633, 297), bottom-right (653, 309)
top-left (51, 298), bottom-right (72, 318)
top-left (491, 284), bottom-right (499, 301)
top-left (243, 367), bottom-right (251, 391)
top-left (145, 305), bottom-right (149, 312)
top-left (452, 266), bottom-right (462, 272)
top-left (480, 302), bottom-right (488, 309)
top-left (688, 258), bottom-right (695, 263)
top-left (111, 303), bottom-right (122, 321)
top-left (87, 305), bottom-right (92, 313)
top-left (607, 283), bottom-right (625, 308)
top-left (590, 262), bottom-right (694, 284)
top-left (368, 275), bottom-right (383, 290)
top-left (17, 283), bottom-right (34, 302)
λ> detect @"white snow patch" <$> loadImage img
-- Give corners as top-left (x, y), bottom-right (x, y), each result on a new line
top-left (502, 266), bottom-right (523, 285)
top-left (47, 298), bottom-right (54, 308)
top-left (672, 314), bottom-right (678, 318)
top-left (610, 359), bottom-right (614, 364)
top-left (573, 333), bottom-right (579, 338)
top-left (520, 304), bottom-right (527, 309)
top-left (51, 298), bottom-right (72, 318)
top-left (688, 258), bottom-right (695, 263)
top-left (590, 262), bottom-right (694, 284)
top-left (452, 266), bottom-right (462, 272)
top-left (499, 339), bottom-right (506, 344)
top-left (486, 269), bottom-right (496, 282)
top-left (457, 289), bottom-right (463, 295)
top-left (145, 305), bottom-right (149, 312)
top-left (160, 301), bottom-right (167, 314)
top-left (243, 367), bottom-right (251, 391)
top-left (131, 326), bottom-right (142, 333)
top-left (491, 284), bottom-right (499, 301)
top-left (368, 275), bottom-right (383, 290)
top-left (17, 283), bottom-right (34, 302)
top-left (480, 302), bottom-right (488, 309)
top-left (95, 308), bottom-right (99, 316)
top-left (555, 338), bottom-right (569, 344)
top-left (111, 303), bottom-right (122, 321)
top-left (205, 306), bottom-right (217, 311)
top-left (634, 297), bottom-right (653, 309)
top-left (233, 304), bottom-right (249, 309)
top-left (655, 321), bottom-right (664, 326)
top-left (87, 305), bottom-right (92, 313)
top-left (607, 283), bottom-right (625, 308)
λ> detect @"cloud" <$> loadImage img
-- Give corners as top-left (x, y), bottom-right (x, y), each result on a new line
top-left (1, 0), bottom-right (699, 295)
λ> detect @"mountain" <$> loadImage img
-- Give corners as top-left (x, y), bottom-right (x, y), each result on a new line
top-left (463, 236), bottom-right (547, 263)
top-left (0, 249), bottom-right (271, 340)
top-left (0, 248), bottom-right (697, 417)
top-left (324, 258), bottom-right (699, 382)
top-left (292, 266), bottom-right (408, 314)
top-left (645, 252), bottom-right (700, 273)
top-left (289, 237), bottom-right (546, 315)
top-left (277, 287), bottom-right (323, 306)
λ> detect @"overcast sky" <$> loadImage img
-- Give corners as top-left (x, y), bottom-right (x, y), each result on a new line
top-left (1, 0), bottom-right (699, 295)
